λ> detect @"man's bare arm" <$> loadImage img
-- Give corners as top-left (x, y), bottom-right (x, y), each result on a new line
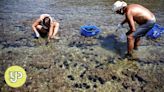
top-left (121, 18), bottom-right (127, 25)
top-left (32, 19), bottom-right (41, 37)
top-left (32, 19), bottom-right (40, 31)
top-left (126, 11), bottom-right (135, 35)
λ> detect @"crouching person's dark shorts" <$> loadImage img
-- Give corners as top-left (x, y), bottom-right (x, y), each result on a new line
top-left (133, 17), bottom-right (156, 38)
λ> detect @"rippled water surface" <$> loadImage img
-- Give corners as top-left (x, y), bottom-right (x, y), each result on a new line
top-left (0, 0), bottom-right (164, 92)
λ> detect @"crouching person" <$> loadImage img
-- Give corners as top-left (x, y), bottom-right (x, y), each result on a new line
top-left (32, 14), bottom-right (60, 42)
top-left (112, 1), bottom-right (156, 59)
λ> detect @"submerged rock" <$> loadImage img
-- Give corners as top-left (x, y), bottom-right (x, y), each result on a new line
top-left (67, 75), bottom-right (75, 81)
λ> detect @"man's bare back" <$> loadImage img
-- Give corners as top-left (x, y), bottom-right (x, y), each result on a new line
top-left (126, 4), bottom-right (155, 25)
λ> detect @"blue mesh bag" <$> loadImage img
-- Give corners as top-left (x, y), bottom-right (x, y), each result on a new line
top-left (146, 23), bottom-right (164, 39)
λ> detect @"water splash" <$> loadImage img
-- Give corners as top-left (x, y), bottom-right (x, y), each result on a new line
top-left (119, 33), bottom-right (126, 42)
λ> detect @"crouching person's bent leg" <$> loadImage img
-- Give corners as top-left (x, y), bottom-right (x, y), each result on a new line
top-left (127, 33), bottom-right (135, 56)
top-left (51, 22), bottom-right (60, 39)
top-left (36, 25), bottom-right (48, 37)
top-left (134, 37), bottom-right (140, 50)
top-left (48, 22), bottom-right (60, 41)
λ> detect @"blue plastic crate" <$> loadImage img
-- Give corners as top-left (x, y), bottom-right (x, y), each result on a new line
top-left (146, 23), bottom-right (164, 39)
top-left (80, 25), bottom-right (101, 37)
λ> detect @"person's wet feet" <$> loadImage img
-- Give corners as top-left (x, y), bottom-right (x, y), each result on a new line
top-left (124, 53), bottom-right (133, 60)
top-left (134, 47), bottom-right (138, 50)
top-left (132, 52), bottom-right (139, 60)
top-left (124, 53), bottom-right (139, 60)
top-left (51, 36), bottom-right (60, 40)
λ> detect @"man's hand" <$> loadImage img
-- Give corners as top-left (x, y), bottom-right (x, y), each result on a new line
top-left (35, 32), bottom-right (40, 38)
top-left (116, 23), bottom-right (123, 31)
top-left (34, 30), bottom-right (40, 38)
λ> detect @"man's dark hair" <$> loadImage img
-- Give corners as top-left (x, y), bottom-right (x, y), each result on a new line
top-left (43, 17), bottom-right (50, 26)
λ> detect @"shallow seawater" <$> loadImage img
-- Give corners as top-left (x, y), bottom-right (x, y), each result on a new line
top-left (0, 0), bottom-right (164, 92)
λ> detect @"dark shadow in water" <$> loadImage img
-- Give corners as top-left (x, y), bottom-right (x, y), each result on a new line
top-left (137, 59), bottom-right (164, 65)
top-left (98, 34), bottom-right (127, 57)
top-left (68, 35), bottom-right (99, 49)
top-left (1, 37), bottom-right (37, 49)
top-left (68, 40), bottom-right (98, 48)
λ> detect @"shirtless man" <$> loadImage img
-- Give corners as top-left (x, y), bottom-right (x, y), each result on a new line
top-left (112, 1), bottom-right (156, 58)
top-left (32, 14), bottom-right (59, 42)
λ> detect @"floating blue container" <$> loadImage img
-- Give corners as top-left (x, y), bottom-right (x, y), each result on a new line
top-left (80, 25), bottom-right (101, 37)
top-left (146, 23), bottom-right (164, 39)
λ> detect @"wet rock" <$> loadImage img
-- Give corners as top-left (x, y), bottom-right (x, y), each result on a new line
top-left (93, 78), bottom-right (97, 82)
top-left (131, 88), bottom-right (135, 92)
top-left (63, 61), bottom-right (69, 69)
top-left (122, 69), bottom-right (131, 77)
top-left (112, 76), bottom-right (117, 80)
top-left (88, 75), bottom-right (105, 83)
top-left (68, 54), bottom-right (72, 57)
top-left (82, 52), bottom-right (85, 55)
top-left (67, 75), bottom-right (74, 81)
top-left (82, 46), bottom-right (88, 50)
top-left (69, 59), bottom-right (73, 62)
top-left (54, 61), bottom-right (57, 65)
top-left (73, 63), bottom-right (78, 67)
top-left (131, 75), bottom-right (136, 81)
top-left (90, 59), bottom-right (93, 62)
top-left (30, 61), bottom-right (51, 69)
top-left (26, 42), bottom-right (36, 47)
top-left (78, 84), bottom-right (82, 88)
top-left (81, 64), bottom-right (88, 70)
top-left (76, 43), bottom-right (83, 48)
top-left (97, 77), bottom-right (105, 84)
top-left (93, 84), bottom-right (97, 88)
top-left (85, 55), bottom-right (90, 59)
top-left (104, 59), bottom-right (108, 62)
top-left (122, 82), bottom-right (129, 89)
top-left (73, 83), bottom-right (90, 89)
top-left (54, 59), bottom-right (60, 65)
top-left (94, 54), bottom-right (98, 57)
top-left (82, 83), bottom-right (88, 88)
top-left (85, 85), bottom-right (90, 89)
top-left (95, 63), bottom-right (104, 68)
top-left (90, 53), bottom-right (94, 56)
top-left (95, 60), bottom-right (100, 64)
top-left (134, 74), bottom-right (147, 84)
top-left (159, 60), bottom-right (164, 63)
top-left (80, 83), bottom-right (91, 89)
top-left (89, 48), bottom-right (94, 51)
top-left (80, 70), bottom-right (86, 78)
top-left (14, 25), bottom-right (24, 31)
top-left (7, 51), bottom-right (12, 54)
top-left (107, 58), bottom-right (115, 64)
top-left (73, 83), bottom-right (79, 88)
top-left (68, 41), bottom-right (76, 47)
top-left (88, 75), bottom-right (95, 81)
top-left (59, 65), bottom-right (63, 68)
